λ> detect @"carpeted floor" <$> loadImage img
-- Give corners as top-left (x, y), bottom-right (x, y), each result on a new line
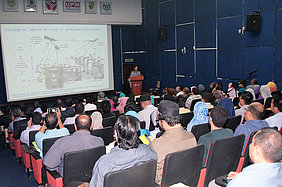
top-left (0, 147), bottom-right (38, 187)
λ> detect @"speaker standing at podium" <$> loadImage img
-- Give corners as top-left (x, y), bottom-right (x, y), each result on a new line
top-left (129, 65), bottom-right (141, 88)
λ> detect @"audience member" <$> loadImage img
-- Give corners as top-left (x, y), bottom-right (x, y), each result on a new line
top-left (108, 99), bottom-right (117, 112)
top-left (198, 106), bottom-right (233, 166)
top-left (63, 103), bottom-right (84, 125)
top-left (258, 85), bottom-right (271, 101)
top-left (213, 90), bottom-right (224, 106)
top-left (116, 97), bottom-right (128, 114)
top-left (265, 92), bottom-right (282, 129)
top-left (198, 84), bottom-right (205, 92)
top-left (187, 101), bottom-right (209, 131)
top-left (138, 95), bottom-right (157, 130)
top-left (100, 100), bottom-right (116, 119)
top-left (235, 91), bottom-right (253, 123)
top-left (267, 81), bottom-right (277, 93)
top-left (227, 82), bottom-right (238, 101)
top-left (201, 92), bottom-right (214, 110)
top-left (250, 79), bottom-right (258, 86)
top-left (124, 102), bottom-right (137, 113)
top-left (89, 115), bottom-right (157, 187)
top-left (97, 91), bottom-right (108, 101)
top-left (62, 97), bottom-right (75, 115)
top-left (209, 82), bottom-right (217, 93)
top-left (41, 104), bottom-right (48, 118)
top-left (112, 96), bottom-right (119, 108)
top-left (227, 128), bottom-right (282, 186)
top-left (33, 101), bottom-right (43, 114)
top-left (43, 115), bottom-right (104, 176)
top-left (84, 96), bottom-right (97, 111)
top-left (8, 107), bottom-right (25, 131)
top-left (234, 102), bottom-right (269, 150)
top-left (90, 112), bottom-right (103, 130)
top-left (176, 85), bottom-right (184, 97)
top-left (219, 97), bottom-right (235, 117)
top-left (183, 87), bottom-right (190, 97)
top-left (185, 87), bottom-right (202, 110)
top-left (245, 87), bottom-right (256, 101)
top-left (151, 100), bottom-right (196, 185)
top-left (35, 111), bottom-right (70, 157)
top-left (238, 80), bottom-right (247, 93)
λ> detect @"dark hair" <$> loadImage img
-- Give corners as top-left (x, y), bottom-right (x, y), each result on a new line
top-left (239, 79), bottom-right (247, 87)
top-left (241, 91), bottom-right (253, 105)
top-left (124, 102), bottom-right (137, 113)
top-left (86, 96), bottom-right (94, 104)
top-left (32, 112), bottom-right (42, 125)
top-left (251, 79), bottom-right (258, 85)
top-left (101, 100), bottom-right (111, 113)
top-left (33, 101), bottom-right (40, 108)
top-left (74, 103), bottom-right (84, 114)
top-left (75, 115), bottom-right (92, 131)
top-left (201, 92), bottom-right (212, 103)
top-left (77, 96), bottom-right (84, 103)
top-left (41, 104), bottom-right (48, 113)
top-left (272, 92), bottom-right (282, 112)
top-left (112, 96), bottom-right (118, 103)
top-left (253, 128), bottom-right (282, 162)
top-left (12, 107), bottom-right (21, 118)
top-left (24, 105), bottom-right (34, 119)
top-left (158, 112), bottom-right (180, 127)
top-left (45, 112), bottom-right (58, 129)
top-left (192, 88), bottom-right (200, 95)
top-left (115, 115), bottom-right (141, 150)
top-left (64, 97), bottom-right (73, 107)
top-left (216, 82), bottom-right (223, 91)
top-left (248, 103), bottom-right (264, 120)
top-left (210, 106), bottom-right (228, 127)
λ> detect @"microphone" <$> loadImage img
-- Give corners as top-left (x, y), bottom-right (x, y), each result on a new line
top-left (248, 69), bottom-right (257, 75)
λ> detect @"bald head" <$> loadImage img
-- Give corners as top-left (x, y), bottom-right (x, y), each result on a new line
top-left (247, 102), bottom-right (264, 120)
top-left (75, 115), bottom-right (92, 131)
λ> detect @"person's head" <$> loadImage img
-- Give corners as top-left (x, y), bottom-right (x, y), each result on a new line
top-left (251, 79), bottom-right (258, 86)
top-left (101, 100), bottom-right (111, 113)
top-left (209, 106), bottom-right (228, 128)
top-left (112, 96), bottom-right (118, 104)
top-left (115, 115), bottom-right (141, 150)
top-left (216, 82), bottom-right (223, 91)
top-left (157, 100), bottom-right (180, 130)
top-left (75, 114), bottom-right (92, 131)
top-left (24, 105), bottom-right (34, 119)
top-left (41, 104), bottom-right (48, 113)
top-left (201, 92), bottom-right (211, 103)
top-left (239, 80), bottom-right (247, 88)
top-left (167, 88), bottom-right (176, 95)
top-left (139, 95), bottom-right (152, 109)
top-left (124, 102), bottom-right (137, 113)
top-left (98, 91), bottom-right (105, 99)
top-left (240, 91), bottom-right (253, 106)
top-left (245, 102), bottom-right (264, 121)
top-left (176, 85), bottom-right (184, 93)
top-left (271, 92), bottom-right (282, 114)
top-left (192, 87), bottom-right (200, 95)
top-left (198, 84), bottom-right (205, 92)
top-left (183, 87), bottom-right (190, 95)
top-left (44, 112), bottom-right (58, 129)
top-left (33, 101), bottom-right (40, 108)
top-left (210, 82), bottom-right (217, 89)
top-left (86, 96), bottom-right (94, 104)
top-left (32, 112), bottom-right (42, 125)
top-left (74, 103), bottom-right (84, 115)
top-left (133, 65), bottom-right (138, 72)
top-left (12, 107), bottom-right (21, 118)
top-left (249, 128), bottom-right (282, 163)
top-left (64, 97), bottom-right (73, 108)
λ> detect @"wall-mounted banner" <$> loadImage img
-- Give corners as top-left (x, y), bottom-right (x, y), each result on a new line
top-left (63, 0), bottom-right (81, 12)
top-left (100, 2), bottom-right (112, 15)
top-left (3, 0), bottom-right (19, 12)
top-left (24, 0), bottom-right (38, 12)
top-left (43, 0), bottom-right (58, 14)
top-left (85, 0), bottom-right (97, 14)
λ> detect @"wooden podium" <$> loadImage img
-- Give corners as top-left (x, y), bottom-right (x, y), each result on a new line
top-left (130, 75), bottom-right (144, 96)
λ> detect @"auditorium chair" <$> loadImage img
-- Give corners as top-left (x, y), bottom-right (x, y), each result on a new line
top-left (103, 159), bottom-right (157, 187)
top-left (197, 134), bottom-right (245, 187)
top-left (85, 109), bottom-right (100, 116)
top-left (140, 121), bottom-right (146, 129)
top-left (191, 123), bottom-right (210, 141)
top-left (91, 126), bottom-right (113, 146)
top-left (31, 136), bottom-right (64, 184)
top-left (223, 115), bottom-right (242, 132)
top-left (233, 97), bottom-right (239, 108)
top-left (190, 99), bottom-right (202, 111)
top-left (46, 146), bottom-right (106, 187)
top-left (264, 97), bottom-right (272, 109)
top-left (61, 112), bottom-right (75, 124)
top-left (252, 98), bottom-right (264, 105)
top-left (160, 144), bottom-right (204, 187)
top-left (13, 119), bottom-right (28, 165)
top-left (102, 115), bottom-right (116, 128)
top-left (180, 112), bottom-right (194, 129)
top-left (64, 124), bottom-right (75, 134)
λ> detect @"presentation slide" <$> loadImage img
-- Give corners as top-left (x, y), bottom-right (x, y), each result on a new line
top-left (0, 24), bottom-right (114, 102)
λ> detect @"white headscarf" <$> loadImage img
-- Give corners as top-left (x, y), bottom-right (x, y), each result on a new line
top-left (90, 111), bottom-right (103, 130)
top-left (260, 85), bottom-right (272, 101)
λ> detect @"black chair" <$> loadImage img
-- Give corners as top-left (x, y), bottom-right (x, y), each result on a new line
top-left (46, 146), bottom-right (106, 187)
top-left (199, 134), bottom-right (245, 187)
top-left (233, 97), bottom-right (239, 107)
top-left (180, 112), bottom-right (194, 128)
top-left (91, 126), bottom-right (113, 146)
top-left (29, 130), bottom-right (38, 146)
top-left (140, 121), bottom-right (146, 129)
top-left (43, 136), bottom-right (65, 157)
top-left (252, 98), bottom-right (264, 105)
top-left (113, 110), bottom-right (120, 119)
top-left (223, 115), bottom-right (242, 132)
top-left (85, 109), bottom-right (100, 116)
top-left (264, 97), bottom-right (272, 108)
top-left (190, 99), bottom-right (202, 111)
top-left (13, 119), bottom-right (28, 139)
top-left (64, 124), bottom-right (75, 134)
top-left (104, 159), bottom-right (157, 187)
top-left (191, 123), bottom-right (210, 141)
top-left (61, 112), bottom-right (75, 123)
top-left (161, 144), bottom-right (204, 187)
top-left (102, 115), bottom-right (116, 128)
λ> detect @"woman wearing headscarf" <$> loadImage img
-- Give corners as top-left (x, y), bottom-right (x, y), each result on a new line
top-left (186, 102), bottom-right (209, 131)
top-left (267, 82), bottom-right (277, 93)
top-left (116, 97), bottom-right (128, 114)
top-left (108, 99), bottom-right (118, 112)
top-left (245, 87), bottom-right (256, 101)
top-left (219, 97), bottom-right (235, 117)
top-left (253, 84), bottom-right (260, 99)
top-left (258, 85), bottom-right (272, 101)
top-left (90, 111), bottom-right (103, 130)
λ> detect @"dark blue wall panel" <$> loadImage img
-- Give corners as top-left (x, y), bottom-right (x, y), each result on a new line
top-left (112, 26), bottom-right (122, 91)
top-left (160, 51), bottom-right (176, 88)
top-left (217, 0), bottom-right (243, 18)
top-left (244, 0), bottom-right (258, 15)
top-left (196, 50), bottom-right (216, 84)
top-left (274, 48), bottom-right (282, 82)
top-left (276, 9), bottom-right (282, 47)
top-left (176, 0), bottom-right (194, 24)
top-left (279, 0), bottom-right (282, 8)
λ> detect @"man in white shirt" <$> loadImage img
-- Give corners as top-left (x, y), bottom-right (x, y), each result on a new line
top-left (138, 94), bottom-right (157, 130)
top-left (20, 112), bottom-right (42, 145)
top-left (235, 91), bottom-right (253, 124)
top-left (265, 92), bottom-right (282, 130)
top-left (8, 107), bottom-right (26, 131)
top-left (63, 103), bottom-right (84, 125)
top-left (84, 96), bottom-right (97, 111)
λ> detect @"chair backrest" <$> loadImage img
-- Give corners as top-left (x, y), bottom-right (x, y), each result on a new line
top-left (140, 121), bottom-right (146, 129)
top-left (102, 115), bottom-right (116, 128)
top-left (85, 109), bottom-right (100, 116)
top-left (161, 144), bottom-right (205, 187)
top-left (204, 134), bottom-right (245, 186)
top-left (223, 115), bottom-right (242, 132)
top-left (91, 126), bottom-right (113, 146)
top-left (63, 146), bottom-right (106, 186)
top-left (190, 99), bottom-right (202, 111)
top-left (180, 112), bottom-right (194, 128)
top-left (191, 123), bottom-right (210, 141)
top-left (233, 97), bottom-right (239, 107)
top-left (64, 124), bottom-right (75, 134)
top-left (13, 119), bottom-right (28, 139)
top-left (149, 110), bottom-right (157, 131)
top-left (104, 159), bottom-right (157, 187)
top-left (42, 136), bottom-right (65, 157)
top-left (29, 130), bottom-right (38, 146)
top-left (242, 131), bottom-right (256, 168)
top-left (252, 98), bottom-right (264, 105)
top-left (264, 97), bottom-right (272, 108)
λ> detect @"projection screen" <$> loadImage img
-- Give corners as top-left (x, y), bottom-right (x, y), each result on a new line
top-left (0, 24), bottom-right (114, 102)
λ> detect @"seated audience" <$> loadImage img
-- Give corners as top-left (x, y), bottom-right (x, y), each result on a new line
top-left (84, 96), bottom-right (97, 111)
top-left (208, 82), bottom-right (217, 93)
top-left (187, 101), bottom-right (209, 131)
top-left (41, 104), bottom-right (48, 118)
top-left (227, 128), bottom-right (282, 186)
top-left (124, 102), bottom-right (138, 113)
top-left (198, 106), bottom-right (233, 166)
top-left (258, 85), bottom-right (271, 101)
top-left (90, 112), bottom-right (103, 130)
top-left (100, 100), bottom-right (116, 119)
top-left (235, 91), bottom-right (253, 123)
top-left (227, 82), bottom-right (238, 101)
top-left (265, 92), bottom-right (282, 129)
top-left (219, 97), bottom-right (235, 117)
top-left (62, 97), bottom-right (75, 115)
top-left (213, 90), bottom-right (224, 106)
top-left (198, 84), bottom-right (205, 92)
top-left (138, 95), bottom-right (157, 130)
top-left (234, 102), bottom-right (269, 150)
top-left (238, 80), bottom-right (247, 93)
top-left (33, 101), bottom-right (43, 114)
top-left (201, 92), bottom-right (214, 110)
top-left (183, 87), bottom-right (191, 97)
top-left (97, 91), bottom-right (108, 102)
top-left (151, 100), bottom-right (197, 185)
top-left (20, 112), bottom-right (42, 145)
top-left (89, 115), bottom-right (157, 187)
top-left (8, 107), bottom-right (26, 131)
top-left (63, 103), bottom-right (84, 125)
top-left (43, 115), bottom-right (104, 176)
top-left (35, 111), bottom-right (70, 157)
top-left (185, 87), bottom-right (202, 110)
top-left (267, 81), bottom-right (277, 93)
top-left (245, 87), bottom-right (256, 101)
top-left (251, 79), bottom-right (260, 99)
top-left (112, 96), bottom-right (119, 108)
top-left (108, 99), bottom-right (117, 112)
top-left (116, 97), bottom-right (128, 114)
top-left (176, 85), bottom-right (184, 97)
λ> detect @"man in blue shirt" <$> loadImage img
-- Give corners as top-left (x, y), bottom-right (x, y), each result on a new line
top-left (227, 128), bottom-right (282, 186)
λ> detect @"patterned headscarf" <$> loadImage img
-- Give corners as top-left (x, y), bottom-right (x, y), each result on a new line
top-left (186, 101), bottom-right (209, 131)
top-left (116, 97), bottom-right (128, 114)
top-left (267, 82), bottom-right (277, 93)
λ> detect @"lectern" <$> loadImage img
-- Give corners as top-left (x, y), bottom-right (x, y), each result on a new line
top-left (130, 75), bottom-right (144, 96)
